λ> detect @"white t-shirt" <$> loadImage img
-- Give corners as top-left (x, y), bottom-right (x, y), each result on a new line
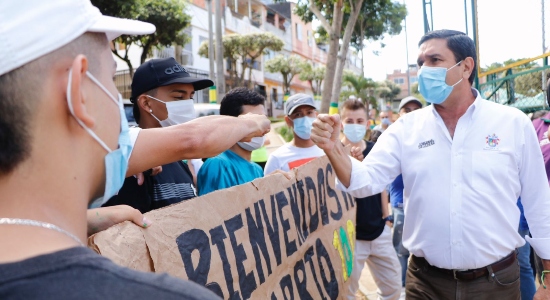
top-left (264, 143), bottom-right (325, 175)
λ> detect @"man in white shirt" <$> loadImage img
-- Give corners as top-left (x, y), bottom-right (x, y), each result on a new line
top-left (311, 29), bottom-right (550, 299)
top-left (264, 94), bottom-right (325, 175)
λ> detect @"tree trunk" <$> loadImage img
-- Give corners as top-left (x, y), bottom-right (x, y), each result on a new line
top-left (140, 39), bottom-right (154, 64)
top-left (359, 25), bottom-right (365, 78)
top-left (330, 0), bottom-right (365, 105)
top-left (112, 45), bottom-right (134, 78)
top-left (320, 0), bottom-right (344, 113)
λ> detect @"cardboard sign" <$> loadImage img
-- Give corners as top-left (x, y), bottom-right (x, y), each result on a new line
top-left (90, 156), bottom-right (356, 299)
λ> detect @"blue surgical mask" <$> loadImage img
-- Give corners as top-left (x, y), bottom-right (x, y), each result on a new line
top-left (418, 60), bottom-right (463, 104)
top-left (381, 117), bottom-right (392, 126)
top-left (343, 124), bottom-right (366, 143)
top-left (66, 70), bottom-right (132, 206)
top-left (293, 116), bottom-right (316, 140)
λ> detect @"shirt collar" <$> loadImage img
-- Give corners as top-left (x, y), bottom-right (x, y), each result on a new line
top-left (429, 88), bottom-right (482, 120)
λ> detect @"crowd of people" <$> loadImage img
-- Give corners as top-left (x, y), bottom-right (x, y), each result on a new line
top-left (1, 1), bottom-right (550, 300)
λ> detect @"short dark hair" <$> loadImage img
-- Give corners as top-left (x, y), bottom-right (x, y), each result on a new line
top-left (341, 99), bottom-right (366, 115)
top-left (418, 29), bottom-right (477, 85)
top-left (220, 87), bottom-right (265, 117)
top-left (370, 130), bottom-right (383, 143)
top-left (0, 32), bottom-right (105, 175)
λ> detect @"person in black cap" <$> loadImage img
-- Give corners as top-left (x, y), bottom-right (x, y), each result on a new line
top-left (103, 57), bottom-right (270, 212)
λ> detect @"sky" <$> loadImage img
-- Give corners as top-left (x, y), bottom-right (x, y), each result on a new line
top-left (363, 0), bottom-right (550, 81)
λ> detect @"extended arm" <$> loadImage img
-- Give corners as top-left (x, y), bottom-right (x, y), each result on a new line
top-left (310, 114), bottom-right (353, 187)
top-left (126, 114), bottom-right (270, 176)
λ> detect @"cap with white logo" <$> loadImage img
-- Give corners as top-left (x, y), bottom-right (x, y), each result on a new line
top-left (285, 93), bottom-right (317, 116)
top-left (130, 57), bottom-right (214, 101)
top-left (0, 0), bottom-right (156, 77)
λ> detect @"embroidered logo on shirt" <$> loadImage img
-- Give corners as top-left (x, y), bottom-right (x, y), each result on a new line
top-left (418, 139), bottom-right (435, 149)
top-left (485, 134), bottom-right (500, 150)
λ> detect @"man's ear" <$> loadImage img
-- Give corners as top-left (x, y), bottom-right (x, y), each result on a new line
top-left (284, 115), bottom-right (293, 128)
top-left (137, 95), bottom-right (152, 115)
top-left (463, 57), bottom-right (475, 80)
top-left (67, 54), bottom-right (94, 128)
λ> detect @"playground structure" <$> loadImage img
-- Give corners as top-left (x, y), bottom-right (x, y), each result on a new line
top-left (422, 0), bottom-right (549, 113)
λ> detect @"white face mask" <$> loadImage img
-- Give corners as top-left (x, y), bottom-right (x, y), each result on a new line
top-left (147, 95), bottom-right (195, 127)
top-left (237, 136), bottom-right (265, 152)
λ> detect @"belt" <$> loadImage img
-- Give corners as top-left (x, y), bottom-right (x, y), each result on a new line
top-left (411, 251), bottom-right (517, 281)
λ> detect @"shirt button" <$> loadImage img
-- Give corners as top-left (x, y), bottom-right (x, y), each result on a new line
top-left (452, 211), bottom-right (457, 216)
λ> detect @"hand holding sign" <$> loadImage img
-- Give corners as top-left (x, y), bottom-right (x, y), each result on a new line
top-left (311, 114), bottom-right (341, 153)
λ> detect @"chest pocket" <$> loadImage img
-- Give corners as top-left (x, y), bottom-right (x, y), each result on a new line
top-left (471, 151), bottom-right (514, 194)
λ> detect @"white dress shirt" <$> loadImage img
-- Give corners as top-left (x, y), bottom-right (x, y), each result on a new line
top-left (338, 89), bottom-right (550, 269)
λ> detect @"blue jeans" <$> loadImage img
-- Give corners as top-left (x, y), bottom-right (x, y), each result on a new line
top-left (392, 207), bottom-right (408, 287)
top-left (518, 228), bottom-right (536, 300)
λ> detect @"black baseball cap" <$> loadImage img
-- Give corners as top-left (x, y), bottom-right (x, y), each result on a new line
top-left (130, 57), bottom-right (214, 102)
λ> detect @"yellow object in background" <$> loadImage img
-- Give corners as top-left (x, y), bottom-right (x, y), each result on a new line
top-left (329, 102), bottom-right (339, 115)
top-left (209, 86), bottom-right (217, 103)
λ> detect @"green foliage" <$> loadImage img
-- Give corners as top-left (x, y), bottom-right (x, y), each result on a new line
top-left (276, 125), bottom-right (294, 142)
top-left (350, 0), bottom-right (407, 51)
top-left (265, 55), bottom-right (308, 94)
top-left (341, 73), bottom-right (377, 103)
top-left (199, 32), bottom-right (284, 88)
top-left (481, 58), bottom-right (544, 97)
top-left (92, 0), bottom-right (191, 76)
top-left (376, 80), bottom-right (401, 101)
top-left (299, 65), bottom-right (326, 95)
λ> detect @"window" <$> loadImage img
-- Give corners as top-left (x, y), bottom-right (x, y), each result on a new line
top-left (296, 23), bottom-right (302, 41)
top-left (393, 78), bottom-right (405, 84)
top-left (307, 30), bottom-right (312, 46)
top-left (198, 36), bottom-right (208, 46)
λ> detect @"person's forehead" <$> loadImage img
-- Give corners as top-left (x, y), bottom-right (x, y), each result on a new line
top-left (402, 101), bottom-right (421, 109)
top-left (417, 38), bottom-right (453, 60)
top-left (342, 108), bottom-right (367, 119)
top-left (242, 104), bottom-right (265, 114)
top-left (159, 83), bottom-right (195, 93)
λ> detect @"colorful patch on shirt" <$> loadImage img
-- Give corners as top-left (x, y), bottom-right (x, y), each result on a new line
top-left (288, 157), bottom-right (316, 170)
top-left (484, 134), bottom-right (500, 150)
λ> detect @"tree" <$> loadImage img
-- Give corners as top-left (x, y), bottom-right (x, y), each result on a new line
top-left (265, 55), bottom-right (308, 95)
top-left (482, 58), bottom-right (543, 97)
top-left (92, 0), bottom-right (191, 77)
top-left (350, 0), bottom-right (407, 77)
top-left (342, 73), bottom-right (377, 103)
top-left (377, 80), bottom-right (401, 102)
top-left (299, 65), bottom-right (326, 96)
top-left (292, 0), bottom-right (406, 112)
top-left (199, 32), bottom-right (284, 89)
top-left (293, 0), bottom-right (364, 113)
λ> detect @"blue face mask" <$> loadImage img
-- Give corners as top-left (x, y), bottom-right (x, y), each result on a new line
top-left (343, 124), bottom-right (366, 143)
top-left (293, 116), bottom-right (316, 140)
top-left (418, 60), bottom-right (463, 104)
top-left (381, 117), bottom-right (392, 126)
top-left (66, 70), bottom-right (132, 206)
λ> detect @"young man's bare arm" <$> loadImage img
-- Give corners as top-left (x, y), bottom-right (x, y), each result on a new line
top-left (126, 114), bottom-right (270, 176)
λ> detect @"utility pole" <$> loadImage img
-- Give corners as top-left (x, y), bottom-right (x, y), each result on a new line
top-left (214, 0), bottom-right (225, 100)
top-left (404, 1), bottom-right (411, 96)
top-left (206, 0), bottom-right (215, 80)
top-left (464, 0), bottom-right (468, 35)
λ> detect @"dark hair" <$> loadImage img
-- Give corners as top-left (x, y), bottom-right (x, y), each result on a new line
top-left (0, 32), bottom-right (105, 175)
top-left (133, 88), bottom-right (157, 123)
top-left (418, 29), bottom-right (477, 85)
top-left (341, 99), bottom-right (366, 115)
top-left (370, 130), bottom-right (383, 143)
top-left (220, 87), bottom-right (265, 117)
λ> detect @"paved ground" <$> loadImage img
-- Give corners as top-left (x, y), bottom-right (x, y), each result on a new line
top-left (267, 121), bottom-right (406, 300)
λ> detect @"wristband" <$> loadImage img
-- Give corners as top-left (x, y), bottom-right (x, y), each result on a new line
top-left (543, 270), bottom-right (550, 289)
top-left (384, 215), bottom-right (394, 223)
